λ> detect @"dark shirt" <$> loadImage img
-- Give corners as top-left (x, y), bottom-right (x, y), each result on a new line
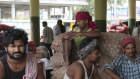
top-left (0, 55), bottom-right (25, 79)
top-left (59, 25), bottom-right (66, 33)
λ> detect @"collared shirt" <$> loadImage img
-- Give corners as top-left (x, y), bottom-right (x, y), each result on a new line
top-left (43, 26), bottom-right (53, 44)
top-left (105, 54), bottom-right (140, 79)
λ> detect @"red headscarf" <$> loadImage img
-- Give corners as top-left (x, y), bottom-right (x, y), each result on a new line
top-left (121, 38), bottom-right (136, 54)
top-left (76, 11), bottom-right (97, 30)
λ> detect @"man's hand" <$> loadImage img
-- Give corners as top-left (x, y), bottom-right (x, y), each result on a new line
top-left (36, 62), bottom-right (45, 79)
top-left (105, 68), bottom-right (121, 79)
top-left (62, 32), bottom-right (79, 40)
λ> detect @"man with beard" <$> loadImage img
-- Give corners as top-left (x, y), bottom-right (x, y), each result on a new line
top-left (62, 11), bottom-right (100, 67)
top-left (105, 38), bottom-right (140, 79)
top-left (63, 37), bottom-right (101, 79)
top-left (0, 29), bottom-right (45, 79)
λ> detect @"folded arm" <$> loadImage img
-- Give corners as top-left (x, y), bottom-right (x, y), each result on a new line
top-left (75, 29), bottom-right (100, 38)
top-left (105, 68), bottom-right (122, 79)
top-left (105, 55), bottom-right (123, 79)
top-left (62, 29), bottom-right (100, 40)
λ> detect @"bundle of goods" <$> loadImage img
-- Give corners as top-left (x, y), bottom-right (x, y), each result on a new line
top-left (50, 32), bottom-right (140, 79)
top-left (107, 21), bottom-right (129, 34)
top-left (0, 24), bottom-right (15, 30)
top-left (28, 40), bottom-right (37, 54)
top-left (50, 34), bottom-right (66, 79)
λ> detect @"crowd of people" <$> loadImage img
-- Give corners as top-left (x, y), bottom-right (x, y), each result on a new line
top-left (0, 11), bottom-right (140, 79)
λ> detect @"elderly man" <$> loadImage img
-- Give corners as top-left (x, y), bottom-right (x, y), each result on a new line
top-left (36, 46), bottom-right (53, 79)
top-left (63, 11), bottom-right (100, 67)
top-left (105, 38), bottom-right (140, 79)
top-left (0, 29), bottom-right (45, 79)
top-left (64, 37), bottom-right (101, 79)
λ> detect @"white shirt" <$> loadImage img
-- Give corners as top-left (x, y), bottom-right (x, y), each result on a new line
top-left (40, 58), bottom-right (53, 70)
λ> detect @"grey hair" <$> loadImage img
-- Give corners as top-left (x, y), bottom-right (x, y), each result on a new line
top-left (36, 46), bottom-right (49, 58)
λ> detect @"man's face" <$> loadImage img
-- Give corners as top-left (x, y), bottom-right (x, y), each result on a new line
top-left (123, 43), bottom-right (136, 58)
top-left (76, 20), bottom-right (88, 30)
top-left (5, 39), bottom-right (26, 60)
top-left (89, 49), bottom-right (101, 63)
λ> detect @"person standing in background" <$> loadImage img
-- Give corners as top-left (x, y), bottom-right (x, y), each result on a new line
top-left (53, 19), bottom-right (66, 37)
top-left (42, 21), bottom-right (53, 57)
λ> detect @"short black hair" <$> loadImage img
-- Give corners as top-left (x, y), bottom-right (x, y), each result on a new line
top-left (2, 29), bottom-right (28, 47)
top-left (42, 21), bottom-right (47, 27)
top-left (57, 19), bottom-right (62, 25)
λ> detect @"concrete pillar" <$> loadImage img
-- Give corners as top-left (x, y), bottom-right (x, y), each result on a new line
top-left (128, 0), bottom-right (136, 34)
top-left (30, 0), bottom-right (40, 46)
top-left (95, 0), bottom-right (107, 32)
top-left (69, 6), bottom-right (73, 20)
top-left (114, 0), bottom-right (117, 19)
top-left (48, 7), bottom-right (51, 20)
top-left (11, 3), bottom-right (15, 20)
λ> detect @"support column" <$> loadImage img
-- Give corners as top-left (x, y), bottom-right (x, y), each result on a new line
top-left (114, 0), bottom-right (117, 19)
top-left (128, 0), bottom-right (136, 34)
top-left (11, 3), bottom-right (15, 20)
top-left (95, 0), bottom-right (107, 32)
top-left (69, 6), bottom-right (73, 20)
top-left (30, 0), bottom-right (40, 46)
top-left (48, 7), bottom-right (51, 20)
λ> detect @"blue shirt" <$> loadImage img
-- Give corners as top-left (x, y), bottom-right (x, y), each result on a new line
top-left (105, 54), bottom-right (140, 79)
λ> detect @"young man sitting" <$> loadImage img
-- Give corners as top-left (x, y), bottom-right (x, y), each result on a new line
top-left (64, 37), bottom-right (101, 79)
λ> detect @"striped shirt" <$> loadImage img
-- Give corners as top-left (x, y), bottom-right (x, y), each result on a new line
top-left (105, 54), bottom-right (140, 79)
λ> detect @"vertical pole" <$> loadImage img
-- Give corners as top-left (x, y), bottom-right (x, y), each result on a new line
top-left (11, 3), bottom-right (16, 20)
top-left (48, 7), bottom-right (51, 20)
top-left (95, 0), bottom-right (107, 32)
top-left (114, 0), bottom-right (117, 19)
top-left (69, 6), bottom-right (73, 20)
top-left (30, 0), bottom-right (40, 46)
top-left (128, 0), bottom-right (136, 34)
